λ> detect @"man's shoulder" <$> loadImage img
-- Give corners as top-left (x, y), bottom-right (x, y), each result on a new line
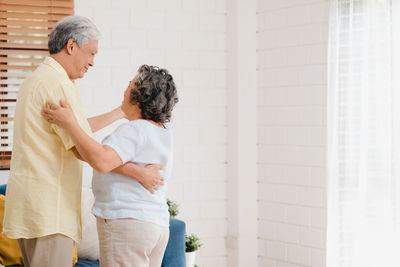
top-left (20, 64), bottom-right (73, 95)
top-left (31, 62), bottom-right (67, 84)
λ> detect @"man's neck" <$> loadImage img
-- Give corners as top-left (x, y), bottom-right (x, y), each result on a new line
top-left (51, 53), bottom-right (73, 80)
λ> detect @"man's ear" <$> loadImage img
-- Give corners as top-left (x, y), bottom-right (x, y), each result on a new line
top-left (66, 38), bottom-right (76, 55)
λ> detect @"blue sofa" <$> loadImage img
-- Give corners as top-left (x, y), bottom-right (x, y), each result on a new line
top-left (0, 184), bottom-right (185, 267)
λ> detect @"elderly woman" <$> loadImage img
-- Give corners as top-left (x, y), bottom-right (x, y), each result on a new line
top-left (43, 65), bottom-right (178, 267)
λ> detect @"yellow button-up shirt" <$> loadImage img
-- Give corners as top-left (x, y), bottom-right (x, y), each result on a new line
top-left (2, 57), bottom-right (92, 243)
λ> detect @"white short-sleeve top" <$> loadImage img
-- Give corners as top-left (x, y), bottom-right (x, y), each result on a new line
top-left (91, 119), bottom-right (173, 227)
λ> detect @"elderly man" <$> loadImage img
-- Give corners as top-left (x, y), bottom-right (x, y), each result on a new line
top-left (2, 16), bottom-right (162, 267)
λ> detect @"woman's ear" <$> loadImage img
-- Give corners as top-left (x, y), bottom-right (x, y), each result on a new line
top-left (66, 38), bottom-right (76, 55)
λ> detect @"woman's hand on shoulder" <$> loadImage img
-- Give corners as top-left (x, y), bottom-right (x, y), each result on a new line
top-left (42, 99), bottom-right (76, 130)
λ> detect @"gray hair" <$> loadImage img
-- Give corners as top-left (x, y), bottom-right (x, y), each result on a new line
top-left (130, 65), bottom-right (178, 123)
top-left (48, 15), bottom-right (101, 54)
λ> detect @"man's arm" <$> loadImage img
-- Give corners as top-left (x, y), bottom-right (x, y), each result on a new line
top-left (112, 163), bottom-right (164, 194)
top-left (44, 101), bottom-right (122, 172)
top-left (88, 106), bottom-right (126, 133)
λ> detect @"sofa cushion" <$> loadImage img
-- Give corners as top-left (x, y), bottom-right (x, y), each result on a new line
top-left (74, 259), bottom-right (99, 267)
top-left (77, 188), bottom-right (99, 260)
top-left (0, 184), bottom-right (6, 196)
top-left (161, 218), bottom-right (186, 267)
top-left (0, 194), bottom-right (23, 266)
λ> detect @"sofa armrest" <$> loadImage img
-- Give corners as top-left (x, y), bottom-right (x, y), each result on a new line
top-left (161, 218), bottom-right (186, 267)
top-left (0, 184), bottom-right (6, 196)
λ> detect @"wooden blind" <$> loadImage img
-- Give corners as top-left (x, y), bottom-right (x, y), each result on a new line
top-left (0, 0), bottom-right (74, 169)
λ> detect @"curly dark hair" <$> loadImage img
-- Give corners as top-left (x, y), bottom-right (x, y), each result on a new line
top-left (130, 65), bottom-right (178, 123)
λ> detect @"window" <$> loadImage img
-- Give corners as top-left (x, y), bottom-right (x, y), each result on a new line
top-left (0, 0), bottom-right (74, 169)
top-left (327, 0), bottom-right (400, 266)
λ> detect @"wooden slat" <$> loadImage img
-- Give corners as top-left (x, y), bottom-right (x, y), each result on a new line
top-left (0, 19), bottom-right (56, 28)
top-left (0, 11), bottom-right (66, 21)
top-left (0, 140), bottom-right (12, 146)
top-left (0, 112), bottom-right (15, 117)
top-left (0, 72), bottom-right (30, 79)
top-left (0, 159), bottom-right (11, 169)
top-left (0, 93), bottom-right (18, 100)
top-left (0, 27), bottom-right (51, 34)
top-left (0, 102), bottom-right (16, 107)
top-left (0, 106), bottom-right (15, 112)
top-left (0, 125), bottom-right (13, 130)
top-left (0, 95), bottom-right (17, 100)
top-left (0, 107), bottom-right (15, 109)
top-left (0, 4), bottom-right (73, 15)
top-left (0, 92), bottom-right (20, 96)
top-left (0, 65), bottom-right (37, 70)
top-left (0, 57), bottom-right (43, 64)
top-left (0, 80), bottom-right (24, 86)
top-left (0, 34), bottom-right (49, 43)
top-left (0, 79), bottom-right (24, 88)
top-left (0, 110), bottom-right (15, 115)
top-left (0, 72), bottom-right (31, 78)
top-left (0, 89), bottom-right (20, 94)
top-left (0, 114), bottom-right (14, 118)
top-left (1, 0), bottom-right (74, 8)
top-left (0, 117), bottom-right (12, 122)
top-left (0, 99), bottom-right (18, 104)
top-left (0, 115), bottom-right (15, 120)
top-left (0, 88), bottom-right (22, 93)
top-left (0, 153), bottom-right (12, 160)
top-left (0, 34), bottom-right (48, 42)
top-left (0, 49), bottom-right (49, 56)
top-left (0, 144), bottom-right (12, 148)
top-left (0, 88), bottom-right (18, 93)
top-left (1, 88), bottom-right (21, 93)
top-left (0, 42), bottom-right (48, 50)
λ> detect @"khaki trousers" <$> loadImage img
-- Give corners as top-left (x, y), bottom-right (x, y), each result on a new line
top-left (96, 217), bottom-right (169, 267)
top-left (17, 233), bottom-right (74, 267)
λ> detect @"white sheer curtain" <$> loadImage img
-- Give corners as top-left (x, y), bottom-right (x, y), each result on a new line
top-left (327, 0), bottom-right (400, 266)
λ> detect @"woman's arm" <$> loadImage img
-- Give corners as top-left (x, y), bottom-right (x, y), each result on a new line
top-left (71, 147), bottom-right (84, 161)
top-left (43, 100), bottom-right (122, 173)
top-left (88, 106), bottom-right (126, 133)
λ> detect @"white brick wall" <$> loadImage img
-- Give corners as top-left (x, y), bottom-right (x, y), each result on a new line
top-left (257, 1), bottom-right (329, 267)
top-left (75, 0), bottom-right (227, 266)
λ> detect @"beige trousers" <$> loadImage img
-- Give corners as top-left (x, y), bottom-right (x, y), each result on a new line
top-left (96, 217), bottom-right (169, 267)
top-left (17, 233), bottom-right (74, 267)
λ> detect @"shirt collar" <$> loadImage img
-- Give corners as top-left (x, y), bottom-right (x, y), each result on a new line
top-left (42, 56), bottom-right (71, 81)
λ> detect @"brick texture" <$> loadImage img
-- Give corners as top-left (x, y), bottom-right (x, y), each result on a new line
top-left (257, 0), bottom-right (329, 266)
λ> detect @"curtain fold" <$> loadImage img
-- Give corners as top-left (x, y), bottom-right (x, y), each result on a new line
top-left (327, 0), bottom-right (400, 266)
